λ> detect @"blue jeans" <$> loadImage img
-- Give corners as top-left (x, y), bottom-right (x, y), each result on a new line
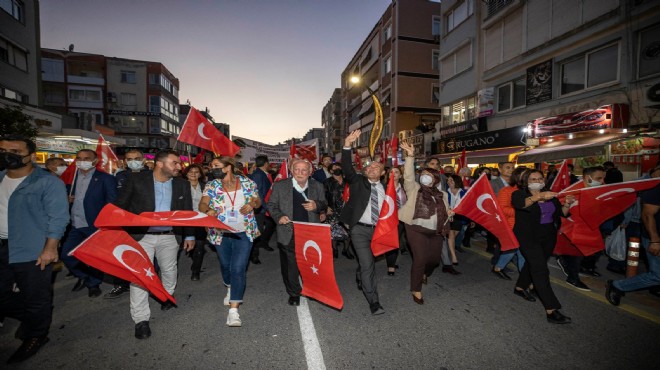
top-left (495, 249), bottom-right (526, 271)
top-left (215, 232), bottom-right (252, 303)
top-left (613, 238), bottom-right (659, 292)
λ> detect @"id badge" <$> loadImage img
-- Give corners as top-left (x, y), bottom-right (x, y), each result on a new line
top-left (227, 210), bottom-right (238, 222)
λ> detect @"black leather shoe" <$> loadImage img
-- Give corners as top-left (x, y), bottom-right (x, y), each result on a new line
top-left (264, 246), bottom-right (274, 252)
top-left (513, 288), bottom-right (536, 302)
top-left (288, 296), bottom-right (300, 306)
top-left (88, 286), bottom-right (102, 298)
top-left (104, 286), bottom-right (129, 299)
top-left (72, 278), bottom-right (85, 292)
top-left (356, 277), bottom-right (362, 291)
top-left (412, 294), bottom-right (424, 305)
top-left (134, 321), bottom-right (151, 339)
top-left (161, 301), bottom-right (176, 311)
top-left (6, 336), bottom-right (49, 364)
top-left (191, 272), bottom-right (200, 281)
top-left (606, 279), bottom-right (624, 306)
top-left (546, 310), bottom-right (572, 324)
top-left (370, 302), bottom-right (385, 315)
top-left (492, 268), bottom-right (512, 280)
top-left (442, 266), bottom-right (461, 275)
top-left (250, 257), bottom-right (262, 265)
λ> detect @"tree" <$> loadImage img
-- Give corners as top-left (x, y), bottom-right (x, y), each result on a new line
top-left (0, 104), bottom-right (38, 139)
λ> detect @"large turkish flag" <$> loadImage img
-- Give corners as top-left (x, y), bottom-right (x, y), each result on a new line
top-left (94, 204), bottom-right (232, 230)
top-left (453, 174), bottom-right (519, 251)
top-left (549, 160), bottom-right (571, 193)
top-left (95, 134), bottom-right (119, 173)
top-left (294, 222), bottom-right (343, 310)
top-left (371, 175), bottom-right (399, 256)
top-left (178, 106), bottom-right (240, 157)
top-left (69, 229), bottom-right (175, 303)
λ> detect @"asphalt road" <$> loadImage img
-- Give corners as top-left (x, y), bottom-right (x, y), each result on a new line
top-left (1, 238), bottom-right (658, 369)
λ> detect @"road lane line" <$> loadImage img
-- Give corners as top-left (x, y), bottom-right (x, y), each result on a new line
top-left (297, 297), bottom-right (326, 370)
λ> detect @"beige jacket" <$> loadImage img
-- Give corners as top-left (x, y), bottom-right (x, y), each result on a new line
top-left (398, 156), bottom-right (450, 227)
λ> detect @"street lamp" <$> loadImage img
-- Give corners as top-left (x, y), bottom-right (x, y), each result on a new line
top-left (350, 75), bottom-right (384, 161)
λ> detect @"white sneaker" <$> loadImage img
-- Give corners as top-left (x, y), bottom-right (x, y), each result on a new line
top-left (226, 308), bottom-right (241, 327)
top-left (223, 287), bottom-right (231, 306)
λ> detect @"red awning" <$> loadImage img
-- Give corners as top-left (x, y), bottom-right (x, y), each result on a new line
top-left (517, 134), bottom-right (632, 163)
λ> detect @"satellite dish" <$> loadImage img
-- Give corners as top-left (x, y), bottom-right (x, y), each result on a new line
top-left (68, 44), bottom-right (74, 52)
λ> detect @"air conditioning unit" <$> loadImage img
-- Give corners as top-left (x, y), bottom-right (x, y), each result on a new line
top-left (642, 78), bottom-right (660, 108)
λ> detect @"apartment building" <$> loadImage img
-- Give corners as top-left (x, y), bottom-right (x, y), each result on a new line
top-left (321, 88), bottom-right (342, 157)
top-left (341, 0), bottom-right (442, 163)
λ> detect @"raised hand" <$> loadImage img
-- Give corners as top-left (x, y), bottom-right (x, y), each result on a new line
top-left (344, 129), bottom-right (361, 147)
top-left (400, 141), bottom-right (414, 157)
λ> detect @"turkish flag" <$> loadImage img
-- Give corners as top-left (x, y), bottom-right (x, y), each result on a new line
top-left (453, 174), bottom-right (519, 251)
top-left (342, 183), bottom-right (350, 203)
top-left (178, 106), bottom-right (240, 157)
top-left (354, 151), bottom-right (362, 170)
top-left (550, 160), bottom-right (571, 192)
top-left (192, 149), bottom-right (206, 164)
top-left (380, 140), bottom-right (389, 164)
top-left (371, 175), bottom-right (399, 256)
top-left (59, 160), bottom-right (77, 185)
top-left (292, 138), bottom-right (318, 163)
top-left (264, 159), bottom-right (289, 204)
top-left (293, 222), bottom-right (343, 309)
top-left (69, 229), bottom-right (175, 303)
top-left (94, 204), bottom-right (232, 230)
top-left (95, 135), bottom-right (119, 173)
top-left (457, 149), bottom-right (467, 171)
top-left (390, 136), bottom-right (399, 167)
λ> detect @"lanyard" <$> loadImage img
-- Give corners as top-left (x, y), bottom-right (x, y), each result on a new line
top-left (225, 179), bottom-right (240, 211)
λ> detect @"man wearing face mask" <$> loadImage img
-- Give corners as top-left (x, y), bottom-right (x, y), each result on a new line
top-left (60, 149), bottom-right (117, 298)
top-left (248, 154), bottom-right (276, 265)
top-left (44, 157), bottom-right (68, 177)
top-left (0, 135), bottom-right (69, 364)
top-left (556, 166), bottom-right (606, 292)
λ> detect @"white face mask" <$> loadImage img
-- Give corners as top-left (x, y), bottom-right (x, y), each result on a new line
top-left (420, 174), bottom-right (434, 186)
top-left (528, 182), bottom-right (544, 191)
top-left (55, 166), bottom-right (67, 176)
top-left (126, 160), bottom-right (144, 171)
top-left (76, 161), bottom-right (94, 171)
top-left (587, 176), bottom-right (602, 187)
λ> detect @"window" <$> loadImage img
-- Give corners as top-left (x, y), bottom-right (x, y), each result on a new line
top-left (432, 50), bottom-right (440, 70)
top-left (497, 77), bottom-right (525, 112)
top-left (148, 73), bottom-right (158, 85)
top-left (121, 93), bottom-right (137, 107)
top-left (382, 23), bottom-right (392, 43)
top-left (561, 43), bottom-right (619, 95)
top-left (0, 0), bottom-right (23, 22)
top-left (638, 23), bottom-right (660, 78)
top-left (440, 40), bottom-right (472, 81)
top-left (486, 0), bottom-right (514, 18)
top-left (432, 16), bottom-right (441, 36)
top-left (68, 88), bottom-right (101, 102)
top-left (44, 89), bottom-right (65, 105)
top-left (0, 85), bottom-right (27, 103)
top-left (432, 85), bottom-right (440, 104)
top-left (121, 70), bottom-right (136, 84)
top-left (42, 58), bottom-right (65, 81)
top-left (440, 96), bottom-right (477, 126)
top-left (383, 55), bottom-right (392, 74)
top-left (0, 38), bottom-right (28, 71)
top-left (446, 0), bottom-right (473, 33)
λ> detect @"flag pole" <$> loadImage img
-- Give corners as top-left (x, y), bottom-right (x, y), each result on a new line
top-left (69, 168), bottom-right (78, 198)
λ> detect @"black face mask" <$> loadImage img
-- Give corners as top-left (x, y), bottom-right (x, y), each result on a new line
top-left (332, 169), bottom-right (343, 176)
top-left (210, 168), bottom-right (226, 180)
top-left (0, 152), bottom-right (30, 170)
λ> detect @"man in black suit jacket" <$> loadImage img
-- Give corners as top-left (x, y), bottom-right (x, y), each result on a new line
top-left (114, 150), bottom-right (195, 339)
top-left (340, 130), bottom-right (387, 315)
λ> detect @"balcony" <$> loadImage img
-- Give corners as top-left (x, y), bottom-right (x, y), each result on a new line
top-left (67, 75), bottom-right (105, 85)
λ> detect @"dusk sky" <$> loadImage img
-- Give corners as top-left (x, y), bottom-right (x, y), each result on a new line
top-left (39, 0), bottom-right (391, 144)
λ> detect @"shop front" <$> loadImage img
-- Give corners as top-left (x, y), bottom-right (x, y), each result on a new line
top-left (431, 125), bottom-right (526, 166)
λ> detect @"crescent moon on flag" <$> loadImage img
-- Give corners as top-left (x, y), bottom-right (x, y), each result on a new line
top-left (594, 188), bottom-right (635, 201)
top-left (112, 244), bottom-right (147, 273)
top-left (197, 123), bottom-right (211, 140)
top-left (476, 194), bottom-right (494, 215)
top-left (379, 195), bottom-right (395, 220)
top-left (303, 240), bottom-right (323, 264)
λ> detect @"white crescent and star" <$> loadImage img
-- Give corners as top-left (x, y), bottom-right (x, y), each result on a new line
top-left (113, 244), bottom-right (149, 276)
top-left (594, 188), bottom-right (635, 201)
top-left (197, 123), bottom-right (211, 140)
top-left (476, 193), bottom-right (501, 222)
top-left (303, 240), bottom-right (323, 275)
top-left (379, 195), bottom-right (395, 220)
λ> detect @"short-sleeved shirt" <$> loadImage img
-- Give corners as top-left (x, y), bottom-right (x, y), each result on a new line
top-left (641, 184), bottom-right (660, 238)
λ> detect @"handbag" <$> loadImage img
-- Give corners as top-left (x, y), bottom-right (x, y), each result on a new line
top-left (605, 227), bottom-right (627, 262)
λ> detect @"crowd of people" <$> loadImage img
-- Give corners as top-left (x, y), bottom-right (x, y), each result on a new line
top-left (0, 132), bottom-right (658, 364)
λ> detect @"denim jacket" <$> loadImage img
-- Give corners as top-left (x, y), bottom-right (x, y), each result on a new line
top-left (0, 168), bottom-right (70, 263)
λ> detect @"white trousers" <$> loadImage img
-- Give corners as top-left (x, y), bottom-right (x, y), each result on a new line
top-left (130, 234), bottom-right (179, 324)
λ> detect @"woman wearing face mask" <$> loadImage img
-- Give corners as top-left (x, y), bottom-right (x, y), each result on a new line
top-left (323, 163), bottom-right (353, 259)
top-left (182, 164), bottom-right (208, 281)
top-left (398, 142), bottom-right (453, 304)
top-left (511, 169), bottom-right (575, 324)
top-left (199, 156), bottom-right (261, 327)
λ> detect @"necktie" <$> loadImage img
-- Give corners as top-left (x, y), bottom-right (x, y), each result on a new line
top-left (370, 183), bottom-right (379, 225)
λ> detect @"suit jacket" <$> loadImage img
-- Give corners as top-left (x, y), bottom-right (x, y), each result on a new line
top-left (339, 148), bottom-right (386, 227)
top-left (248, 167), bottom-right (271, 213)
top-left (67, 170), bottom-right (117, 228)
top-left (511, 188), bottom-right (563, 244)
top-left (267, 177), bottom-right (327, 245)
top-left (312, 168), bottom-right (330, 184)
top-left (113, 171), bottom-right (194, 243)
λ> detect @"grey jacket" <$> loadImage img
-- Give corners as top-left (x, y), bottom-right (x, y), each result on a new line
top-left (490, 176), bottom-right (510, 196)
top-left (267, 177), bottom-right (327, 245)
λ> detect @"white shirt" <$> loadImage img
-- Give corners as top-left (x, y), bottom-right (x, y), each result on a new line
top-left (358, 180), bottom-right (385, 225)
top-left (0, 175), bottom-right (28, 238)
top-left (223, 188), bottom-right (246, 232)
top-left (190, 183), bottom-right (203, 212)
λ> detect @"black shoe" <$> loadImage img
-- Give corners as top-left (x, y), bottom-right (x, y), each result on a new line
top-left (566, 279), bottom-right (591, 291)
top-left (88, 286), bottom-right (102, 298)
top-left (546, 310), bottom-right (572, 324)
top-left (264, 246), bottom-right (274, 252)
top-left (606, 280), bottom-right (625, 306)
top-left (356, 277), bottom-right (362, 291)
top-left (191, 272), bottom-right (200, 281)
top-left (288, 296), bottom-right (300, 306)
top-left (161, 301), bottom-right (176, 311)
top-left (513, 288), bottom-right (536, 302)
top-left (556, 258), bottom-right (569, 277)
top-left (6, 336), bottom-right (49, 364)
top-left (606, 265), bottom-right (626, 275)
top-left (387, 270), bottom-right (395, 276)
top-left (370, 302), bottom-right (385, 315)
top-left (442, 266), bottom-right (461, 275)
top-left (580, 267), bottom-right (602, 278)
top-left (134, 321), bottom-right (151, 339)
top-left (492, 268), bottom-right (512, 280)
top-left (104, 285), bottom-right (129, 299)
top-left (72, 278), bottom-right (85, 292)
top-left (250, 257), bottom-right (262, 265)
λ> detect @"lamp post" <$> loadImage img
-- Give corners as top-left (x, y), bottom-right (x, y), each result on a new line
top-left (350, 76), bottom-right (383, 161)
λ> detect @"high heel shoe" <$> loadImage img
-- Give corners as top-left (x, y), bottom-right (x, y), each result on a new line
top-left (412, 293), bottom-right (424, 305)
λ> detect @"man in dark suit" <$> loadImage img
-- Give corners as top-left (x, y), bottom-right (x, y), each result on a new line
top-left (340, 130), bottom-right (387, 315)
top-left (114, 150), bottom-right (195, 339)
top-left (60, 149), bottom-right (117, 298)
top-left (311, 154), bottom-right (333, 184)
top-left (248, 154), bottom-right (275, 265)
top-left (268, 158), bottom-right (327, 306)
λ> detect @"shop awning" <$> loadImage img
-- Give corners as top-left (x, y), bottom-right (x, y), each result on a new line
top-left (517, 134), bottom-right (631, 163)
top-left (432, 147), bottom-right (524, 164)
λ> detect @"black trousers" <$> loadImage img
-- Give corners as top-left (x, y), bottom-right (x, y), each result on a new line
top-left (0, 239), bottom-right (52, 338)
top-left (278, 238), bottom-right (301, 298)
top-left (252, 212), bottom-right (276, 259)
top-left (515, 225), bottom-right (561, 310)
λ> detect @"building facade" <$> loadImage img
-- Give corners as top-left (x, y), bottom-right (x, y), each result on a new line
top-left (321, 88), bottom-right (342, 157)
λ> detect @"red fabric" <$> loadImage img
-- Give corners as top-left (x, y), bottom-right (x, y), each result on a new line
top-left (242, 162), bottom-right (248, 176)
top-left (178, 106), bottom-right (240, 157)
top-left (289, 143), bottom-right (297, 157)
top-left (192, 149), bottom-right (206, 164)
top-left (292, 143), bottom-right (318, 163)
top-left (457, 149), bottom-right (467, 171)
top-left (293, 222), bottom-right (343, 309)
top-left (59, 160), bottom-right (76, 185)
top-left (380, 140), bottom-right (388, 164)
top-left (69, 229), bottom-right (175, 303)
top-left (390, 137), bottom-right (399, 167)
top-left (453, 174), bottom-right (519, 251)
top-left (95, 135), bottom-right (119, 173)
top-left (550, 160), bottom-right (571, 192)
top-left (342, 183), bottom-right (350, 203)
top-left (354, 151), bottom-right (362, 170)
top-left (94, 204), bottom-right (232, 229)
top-left (371, 175), bottom-right (400, 256)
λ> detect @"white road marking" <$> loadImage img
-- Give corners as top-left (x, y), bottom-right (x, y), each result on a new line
top-left (296, 297), bottom-right (326, 370)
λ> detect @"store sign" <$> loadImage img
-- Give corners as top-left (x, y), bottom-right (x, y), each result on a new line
top-left (531, 104), bottom-right (629, 138)
top-left (477, 87), bottom-right (495, 117)
top-left (438, 117), bottom-right (487, 139)
top-left (526, 59), bottom-right (552, 106)
top-left (400, 134), bottom-right (425, 158)
top-left (36, 138), bottom-right (82, 153)
top-left (434, 126), bottom-right (524, 154)
top-left (108, 110), bottom-right (160, 117)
